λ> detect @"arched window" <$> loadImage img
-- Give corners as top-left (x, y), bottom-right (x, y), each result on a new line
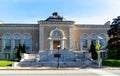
top-left (89, 34), bottom-right (97, 46)
top-left (99, 34), bottom-right (106, 49)
top-left (4, 39), bottom-right (11, 50)
top-left (13, 33), bottom-right (22, 49)
top-left (52, 31), bottom-right (62, 39)
top-left (24, 39), bottom-right (31, 49)
top-left (81, 34), bottom-right (88, 49)
top-left (2, 33), bottom-right (12, 51)
top-left (23, 33), bottom-right (32, 50)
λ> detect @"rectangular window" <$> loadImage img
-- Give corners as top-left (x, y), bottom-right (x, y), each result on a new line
top-left (4, 53), bottom-right (10, 59)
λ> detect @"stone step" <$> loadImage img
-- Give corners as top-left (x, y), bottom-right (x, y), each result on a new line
top-left (17, 60), bottom-right (97, 67)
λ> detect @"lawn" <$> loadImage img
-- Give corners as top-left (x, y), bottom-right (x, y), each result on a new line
top-left (102, 59), bottom-right (120, 67)
top-left (0, 60), bottom-right (15, 67)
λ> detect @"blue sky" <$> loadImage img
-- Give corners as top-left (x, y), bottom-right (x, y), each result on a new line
top-left (0, 0), bottom-right (120, 24)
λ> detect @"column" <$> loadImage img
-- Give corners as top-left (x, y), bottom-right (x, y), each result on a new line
top-left (69, 26), bottom-right (74, 51)
top-left (88, 38), bottom-right (91, 50)
top-left (61, 39), bottom-right (64, 49)
top-left (21, 39), bottom-right (24, 45)
top-left (39, 26), bottom-right (44, 52)
top-left (50, 40), bottom-right (53, 50)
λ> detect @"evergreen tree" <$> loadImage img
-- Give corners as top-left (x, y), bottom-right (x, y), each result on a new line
top-left (22, 44), bottom-right (26, 53)
top-left (16, 44), bottom-right (22, 61)
top-left (107, 16), bottom-right (120, 59)
top-left (89, 41), bottom-right (98, 59)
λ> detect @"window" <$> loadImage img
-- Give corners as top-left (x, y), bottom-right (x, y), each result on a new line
top-left (4, 53), bottom-right (10, 59)
top-left (82, 39), bottom-right (87, 48)
top-left (52, 31), bottom-right (61, 39)
top-left (15, 40), bottom-right (20, 49)
top-left (24, 39), bottom-right (31, 50)
top-left (13, 33), bottom-right (21, 49)
top-left (23, 33), bottom-right (32, 50)
top-left (4, 39), bottom-right (11, 50)
top-left (35, 42), bottom-right (38, 49)
top-left (91, 39), bottom-right (96, 46)
top-left (2, 33), bottom-right (11, 51)
top-left (89, 34), bottom-right (97, 46)
top-left (81, 34), bottom-right (88, 49)
top-left (99, 34), bottom-right (106, 49)
top-left (100, 39), bottom-right (106, 49)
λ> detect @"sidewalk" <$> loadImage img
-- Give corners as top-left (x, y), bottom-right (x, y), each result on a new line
top-left (101, 66), bottom-right (120, 70)
top-left (0, 66), bottom-right (80, 70)
top-left (0, 66), bottom-right (120, 70)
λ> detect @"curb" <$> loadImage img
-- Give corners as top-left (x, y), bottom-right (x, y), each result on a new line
top-left (0, 67), bottom-right (80, 70)
top-left (101, 66), bottom-right (120, 70)
top-left (0, 66), bottom-right (120, 70)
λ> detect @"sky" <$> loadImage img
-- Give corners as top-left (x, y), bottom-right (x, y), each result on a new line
top-left (0, 0), bottom-right (120, 24)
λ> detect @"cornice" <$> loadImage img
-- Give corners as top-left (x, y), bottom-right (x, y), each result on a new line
top-left (0, 24), bottom-right (39, 29)
top-left (38, 21), bottom-right (75, 24)
top-left (77, 27), bottom-right (110, 30)
top-left (0, 24), bottom-right (38, 26)
top-left (0, 26), bottom-right (39, 30)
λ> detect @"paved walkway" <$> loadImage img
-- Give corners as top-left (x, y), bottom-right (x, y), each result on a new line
top-left (0, 66), bottom-right (120, 70)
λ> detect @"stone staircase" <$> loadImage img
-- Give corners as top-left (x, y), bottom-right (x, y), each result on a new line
top-left (15, 50), bottom-right (98, 67)
top-left (38, 50), bottom-right (76, 62)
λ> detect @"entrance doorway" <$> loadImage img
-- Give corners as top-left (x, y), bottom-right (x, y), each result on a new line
top-left (49, 28), bottom-right (66, 50)
top-left (53, 40), bottom-right (60, 50)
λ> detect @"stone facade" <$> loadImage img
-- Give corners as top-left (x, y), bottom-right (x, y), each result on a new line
top-left (0, 12), bottom-right (109, 60)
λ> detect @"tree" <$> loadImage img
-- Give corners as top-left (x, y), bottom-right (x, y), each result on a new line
top-left (89, 41), bottom-right (98, 59)
top-left (107, 16), bottom-right (120, 59)
top-left (22, 44), bottom-right (26, 53)
top-left (16, 44), bottom-right (22, 61)
top-left (16, 44), bottom-right (26, 61)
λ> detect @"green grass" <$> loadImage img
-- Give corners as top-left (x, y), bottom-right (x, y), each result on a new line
top-left (0, 60), bottom-right (15, 67)
top-left (102, 59), bottom-right (120, 67)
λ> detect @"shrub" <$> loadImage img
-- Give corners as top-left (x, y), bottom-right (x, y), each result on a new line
top-left (102, 59), bottom-right (120, 66)
top-left (107, 49), bottom-right (117, 59)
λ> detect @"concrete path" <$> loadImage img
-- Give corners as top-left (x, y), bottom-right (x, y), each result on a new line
top-left (0, 67), bottom-right (120, 76)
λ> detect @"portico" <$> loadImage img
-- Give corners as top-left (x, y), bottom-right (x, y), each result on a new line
top-left (38, 12), bottom-right (75, 51)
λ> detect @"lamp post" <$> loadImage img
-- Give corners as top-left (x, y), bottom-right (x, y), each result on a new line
top-left (96, 36), bottom-right (103, 68)
top-left (57, 44), bottom-right (60, 68)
